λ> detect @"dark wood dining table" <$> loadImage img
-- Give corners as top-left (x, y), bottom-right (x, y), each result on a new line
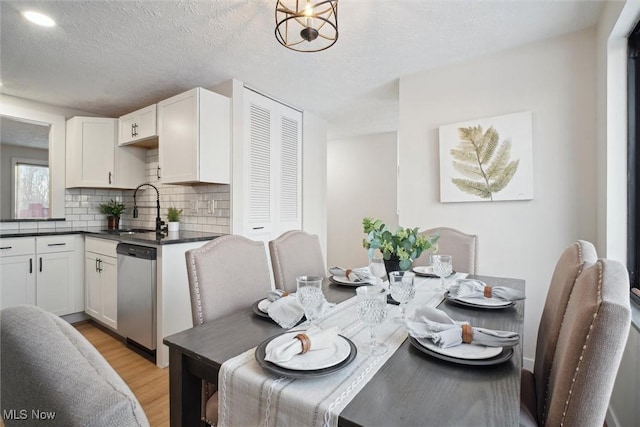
top-left (163, 274), bottom-right (525, 427)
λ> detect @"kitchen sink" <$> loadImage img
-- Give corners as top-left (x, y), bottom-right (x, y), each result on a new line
top-left (101, 228), bottom-right (156, 235)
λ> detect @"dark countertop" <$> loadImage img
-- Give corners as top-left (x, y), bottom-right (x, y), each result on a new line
top-left (0, 226), bottom-right (225, 245)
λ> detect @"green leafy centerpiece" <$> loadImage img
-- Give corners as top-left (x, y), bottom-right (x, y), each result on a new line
top-left (362, 217), bottom-right (438, 271)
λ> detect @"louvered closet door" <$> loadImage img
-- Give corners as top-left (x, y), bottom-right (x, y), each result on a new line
top-left (245, 90), bottom-right (275, 241)
top-left (277, 107), bottom-right (302, 235)
top-left (243, 89), bottom-right (302, 241)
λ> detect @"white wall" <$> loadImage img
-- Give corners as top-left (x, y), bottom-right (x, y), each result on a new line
top-left (398, 29), bottom-right (598, 365)
top-left (327, 132), bottom-right (398, 269)
top-left (302, 111), bottom-right (328, 265)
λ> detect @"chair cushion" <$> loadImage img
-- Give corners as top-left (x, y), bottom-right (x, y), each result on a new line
top-left (520, 369), bottom-right (539, 427)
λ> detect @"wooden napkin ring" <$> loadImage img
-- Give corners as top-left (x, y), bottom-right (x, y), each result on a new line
top-left (294, 333), bottom-right (311, 354)
top-left (461, 324), bottom-right (473, 344)
top-left (483, 286), bottom-right (492, 298)
top-left (345, 269), bottom-right (353, 278)
top-left (282, 292), bottom-right (289, 297)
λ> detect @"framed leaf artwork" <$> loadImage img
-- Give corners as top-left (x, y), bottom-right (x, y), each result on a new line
top-left (438, 111), bottom-right (534, 203)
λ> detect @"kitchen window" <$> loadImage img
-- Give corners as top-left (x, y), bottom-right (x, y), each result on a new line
top-left (628, 22), bottom-right (640, 302)
top-left (13, 158), bottom-right (49, 219)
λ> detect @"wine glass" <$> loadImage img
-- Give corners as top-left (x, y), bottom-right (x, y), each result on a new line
top-left (296, 275), bottom-right (324, 326)
top-left (368, 257), bottom-right (387, 286)
top-left (432, 255), bottom-right (453, 291)
top-left (356, 285), bottom-right (388, 356)
top-left (388, 271), bottom-right (416, 323)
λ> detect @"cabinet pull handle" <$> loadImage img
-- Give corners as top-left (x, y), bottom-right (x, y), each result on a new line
top-left (157, 166), bottom-right (161, 180)
top-left (253, 226), bottom-right (264, 230)
top-left (98, 259), bottom-right (103, 273)
top-left (0, 246), bottom-right (11, 250)
top-left (47, 243), bottom-right (66, 247)
top-left (108, 172), bottom-right (112, 184)
top-left (29, 258), bottom-right (33, 274)
top-left (95, 258), bottom-right (99, 272)
top-left (133, 123), bottom-right (138, 136)
top-left (39, 257), bottom-right (43, 272)
top-left (131, 123), bottom-right (135, 137)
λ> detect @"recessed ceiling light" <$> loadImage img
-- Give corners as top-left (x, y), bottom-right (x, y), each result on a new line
top-left (22, 11), bottom-right (56, 27)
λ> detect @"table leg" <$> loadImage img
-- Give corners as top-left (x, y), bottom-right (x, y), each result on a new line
top-left (169, 347), bottom-right (203, 427)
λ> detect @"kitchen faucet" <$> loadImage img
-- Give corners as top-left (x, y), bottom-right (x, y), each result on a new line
top-left (132, 183), bottom-right (165, 233)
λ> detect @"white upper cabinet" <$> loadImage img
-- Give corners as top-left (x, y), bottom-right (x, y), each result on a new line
top-left (157, 87), bottom-right (230, 185)
top-left (118, 104), bottom-right (157, 146)
top-left (66, 117), bottom-right (146, 189)
top-left (243, 88), bottom-right (302, 241)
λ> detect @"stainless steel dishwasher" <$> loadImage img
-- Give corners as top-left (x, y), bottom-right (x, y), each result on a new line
top-left (117, 243), bottom-right (157, 355)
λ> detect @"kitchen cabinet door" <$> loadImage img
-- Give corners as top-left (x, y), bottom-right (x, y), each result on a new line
top-left (85, 252), bottom-right (101, 319)
top-left (84, 237), bottom-right (118, 329)
top-left (36, 251), bottom-right (75, 315)
top-left (119, 104), bottom-right (157, 146)
top-left (35, 235), bottom-right (81, 316)
top-left (157, 87), bottom-right (230, 184)
top-left (0, 254), bottom-right (36, 308)
top-left (66, 116), bottom-right (146, 189)
top-left (100, 255), bottom-right (118, 329)
top-left (0, 237), bottom-right (36, 309)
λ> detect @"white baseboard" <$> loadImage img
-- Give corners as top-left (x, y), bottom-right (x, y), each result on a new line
top-left (523, 356), bottom-right (534, 372)
top-left (606, 406), bottom-right (620, 427)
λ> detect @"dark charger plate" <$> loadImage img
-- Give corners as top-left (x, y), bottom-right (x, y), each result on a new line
top-left (409, 336), bottom-right (514, 366)
top-left (255, 333), bottom-right (357, 379)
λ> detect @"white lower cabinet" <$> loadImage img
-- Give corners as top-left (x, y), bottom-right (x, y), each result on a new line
top-left (0, 238), bottom-right (36, 308)
top-left (85, 237), bottom-right (118, 329)
top-left (0, 235), bottom-right (83, 315)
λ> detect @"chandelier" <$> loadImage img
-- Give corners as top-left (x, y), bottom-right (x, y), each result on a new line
top-left (275, 0), bottom-right (338, 52)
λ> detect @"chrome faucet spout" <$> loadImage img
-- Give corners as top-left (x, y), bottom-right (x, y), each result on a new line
top-left (132, 183), bottom-right (164, 233)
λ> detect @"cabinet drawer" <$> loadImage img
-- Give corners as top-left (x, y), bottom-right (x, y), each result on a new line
top-left (85, 237), bottom-right (118, 257)
top-left (0, 238), bottom-right (35, 257)
top-left (36, 235), bottom-right (76, 253)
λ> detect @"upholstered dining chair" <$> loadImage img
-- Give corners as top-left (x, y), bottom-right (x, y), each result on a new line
top-left (414, 227), bottom-right (478, 274)
top-left (520, 258), bottom-right (631, 426)
top-left (523, 240), bottom-right (597, 425)
top-left (269, 230), bottom-right (326, 293)
top-left (185, 234), bottom-right (272, 426)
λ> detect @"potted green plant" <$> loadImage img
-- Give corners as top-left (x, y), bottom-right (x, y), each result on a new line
top-left (167, 207), bottom-right (183, 232)
top-left (362, 217), bottom-right (438, 271)
top-left (99, 199), bottom-right (126, 230)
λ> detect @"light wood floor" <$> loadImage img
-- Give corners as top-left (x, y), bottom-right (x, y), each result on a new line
top-left (75, 321), bottom-right (169, 427)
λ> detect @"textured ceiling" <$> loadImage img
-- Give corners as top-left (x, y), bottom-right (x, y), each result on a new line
top-left (1, 1), bottom-right (604, 139)
top-left (0, 117), bottom-right (50, 149)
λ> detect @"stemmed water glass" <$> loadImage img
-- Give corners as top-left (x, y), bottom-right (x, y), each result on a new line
top-left (432, 255), bottom-right (453, 291)
top-left (388, 271), bottom-right (416, 323)
top-left (368, 257), bottom-right (387, 286)
top-left (356, 285), bottom-right (388, 356)
top-left (296, 275), bottom-right (324, 327)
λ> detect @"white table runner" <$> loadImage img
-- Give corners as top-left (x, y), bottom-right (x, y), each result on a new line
top-left (218, 272), bottom-right (467, 427)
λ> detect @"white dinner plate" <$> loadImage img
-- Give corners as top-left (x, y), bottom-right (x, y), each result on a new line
top-left (264, 331), bottom-right (352, 370)
top-left (455, 296), bottom-right (514, 307)
top-left (257, 298), bottom-right (271, 313)
top-left (416, 337), bottom-right (502, 360)
top-left (330, 275), bottom-right (369, 286)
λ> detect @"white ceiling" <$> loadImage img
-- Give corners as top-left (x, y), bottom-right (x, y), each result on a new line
top-left (1, 1), bottom-right (605, 140)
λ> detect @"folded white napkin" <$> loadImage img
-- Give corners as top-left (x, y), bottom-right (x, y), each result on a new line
top-left (268, 295), bottom-right (305, 329)
top-left (328, 266), bottom-right (375, 283)
top-left (264, 326), bottom-right (341, 363)
top-left (448, 279), bottom-right (525, 302)
top-left (405, 306), bottom-right (520, 348)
